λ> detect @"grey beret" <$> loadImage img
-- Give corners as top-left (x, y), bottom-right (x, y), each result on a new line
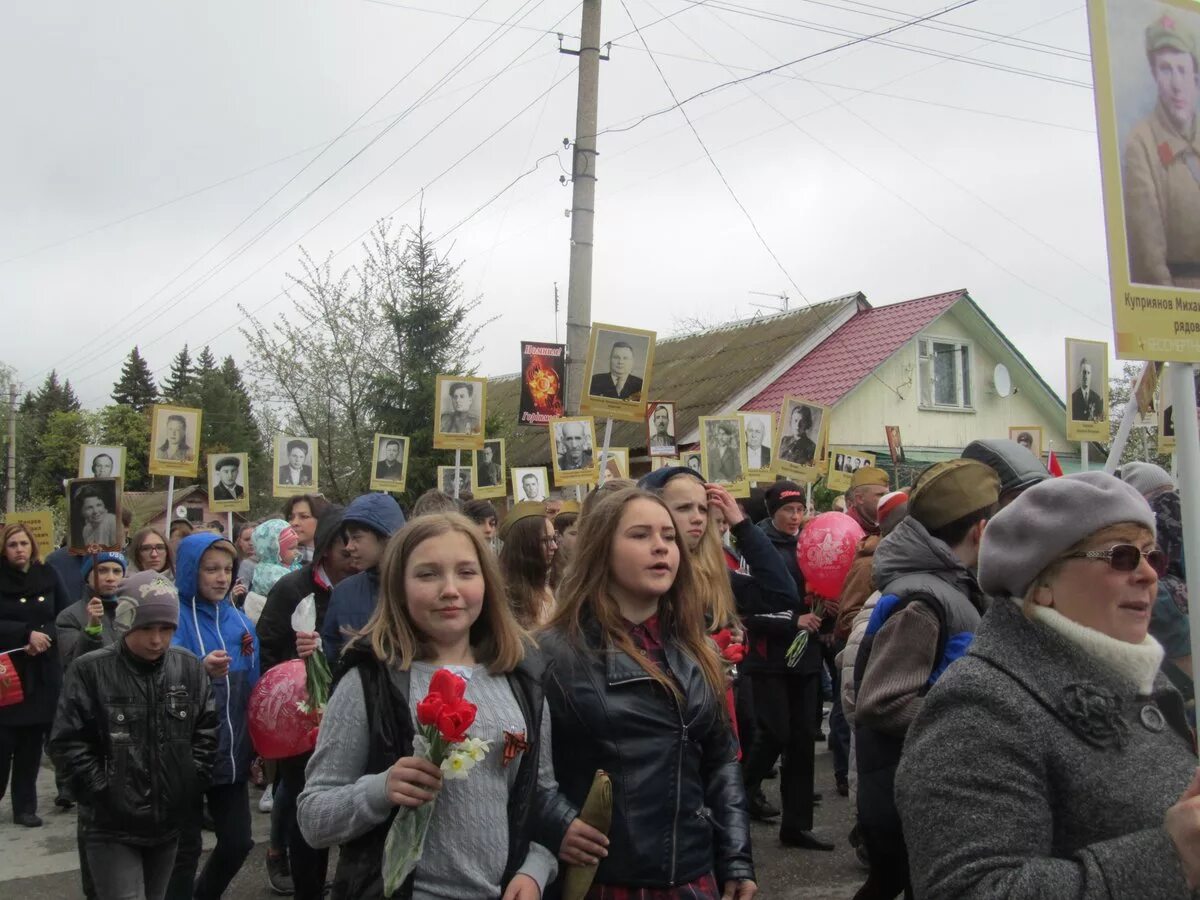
top-left (1116, 461), bottom-right (1174, 497)
top-left (978, 472), bottom-right (1156, 598)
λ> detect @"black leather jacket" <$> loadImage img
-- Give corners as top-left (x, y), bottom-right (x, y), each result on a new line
top-left (49, 642), bottom-right (217, 845)
top-left (538, 619), bottom-right (755, 889)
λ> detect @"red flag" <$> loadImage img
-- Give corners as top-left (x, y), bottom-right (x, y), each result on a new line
top-left (1047, 449), bottom-right (1064, 477)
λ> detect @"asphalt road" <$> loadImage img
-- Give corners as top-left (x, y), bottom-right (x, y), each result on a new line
top-left (2, 741), bottom-right (864, 899)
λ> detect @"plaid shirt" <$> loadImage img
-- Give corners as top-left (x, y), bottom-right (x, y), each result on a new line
top-left (585, 874), bottom-right (721, 900)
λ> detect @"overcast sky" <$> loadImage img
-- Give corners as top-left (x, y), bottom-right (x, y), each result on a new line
top-left (2, 0), bottom-right (1111, 409)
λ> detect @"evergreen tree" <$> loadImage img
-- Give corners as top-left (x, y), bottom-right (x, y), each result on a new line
top-left (15, 371), bottom-right (86, 504)
top-left (161, 345), bottom-right (193, 404)
top-left (97, 404), bottom-right (151, 491)
top-left (110, 347), bottom-right (158, 411)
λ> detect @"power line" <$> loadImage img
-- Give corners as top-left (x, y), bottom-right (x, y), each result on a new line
top-left (38, 0), bottom-right (549, 386)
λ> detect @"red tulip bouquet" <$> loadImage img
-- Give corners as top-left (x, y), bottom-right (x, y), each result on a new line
top-left (383, 669), bottom-right (491, 897)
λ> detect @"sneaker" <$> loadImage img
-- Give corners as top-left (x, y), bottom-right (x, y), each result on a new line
top-left (266, 850), bottom-right (294, 896)
top-left (259, 785), bottom-right (274, 813)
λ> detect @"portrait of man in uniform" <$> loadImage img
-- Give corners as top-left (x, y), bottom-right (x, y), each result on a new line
top-left (646, 402), bottom-right (676, 456)
top-left (476, 441), bottom-right (503, 487)
top-left (1070, 356), bottom-right (1105, 422)
top-left (439, 381), bottom-right (482, 434)
top-left (278, 439), bottom-right (314, 486)
top-left (1122, 12), bottom-right (1200, 288)
top-left (376, 439), bottom-right (405, 481)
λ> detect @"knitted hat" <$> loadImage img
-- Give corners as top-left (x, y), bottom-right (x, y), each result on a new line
top-left (876, 490), bottom-right (907, 526)
top-left (82, 551), bottom-right (127, 581)
top-left (978, 472), bottom-right (1156, 599)
top-left (764, 480), bottom-right (805, 516)
top-left (277, 526), bottom-right (299, 560)
top-left (499, 501), bottom-right (548, 541)
top-left (908, 459), bottom-right (1000, 531)
top-left (114, 570), bottom-right (180, 633)
top-left (1117, 461), bottom-right (1175, 498)
top-left (638, 465), bottom-right (704, 494)
top-left (850, 466), bottom-right (889, 490)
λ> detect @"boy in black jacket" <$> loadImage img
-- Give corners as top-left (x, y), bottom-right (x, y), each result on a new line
top-left (50, 571), bottom-right (217, 900)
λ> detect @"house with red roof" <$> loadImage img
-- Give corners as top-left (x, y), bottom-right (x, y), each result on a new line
top-left (488, 288), bottom-right (1075, 492)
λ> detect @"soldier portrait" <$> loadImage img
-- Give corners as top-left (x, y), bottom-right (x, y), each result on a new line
top-left (646, 401), bottom-right (677, 457)
top-left (79, 445), bottom-right (126, 481)
top-left (473, 439), bottom-right (506, 500)
top-left (1008, 426), bottom-right (1043, 460)
top-left (513, 467), bottom-right (549, 503)
top-left (433, 375), bottom-right (487, 451)
top-left (438, 465), bottom-right (474, 498)
top-left (209, 452), bottom-right (250, 513)
top-left (1065, 338), bottom-right (1110, 440)
top-left (369, 433), bottom-right (410, 492)
top-left (775, 397), bottom-right (828, 481)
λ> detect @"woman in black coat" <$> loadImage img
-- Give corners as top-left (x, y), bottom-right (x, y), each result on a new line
top-left (539, 487), bottom-right (757, 898)
top-left (0, 523), bottom-right (70, 827)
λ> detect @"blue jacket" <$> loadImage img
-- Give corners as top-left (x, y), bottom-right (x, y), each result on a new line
top-left (319, 494), bottom-right (404, 665)
top-left (172, 533), bottom-right (260, 785)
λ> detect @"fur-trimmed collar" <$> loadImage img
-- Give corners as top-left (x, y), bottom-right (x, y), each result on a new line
top-left (1025, 602), bottom-right (1164, 694)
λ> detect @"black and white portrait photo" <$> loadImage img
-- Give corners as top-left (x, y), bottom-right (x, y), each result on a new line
top-left (473, 439), bottom-right (506, 499)
top-left (599, 447), bottom-right (629, 483)
top-left (826, 447), bottom-right (876, 493)
top-left (646, 401), bottom-right (677, 457)
top-left (513, 467), bottom-right (549, 503)
top-left (433, 375), bottom-right (487, 450)
top-left (742, 412), bottom-right (773, 474)
top-left (550, 417), bottom-right (598, 485)
top-left (1008, 426), bottom-right (1043, 460)
top-left (1065, 338), bottom-right (1109, 441)
top-left (148, 404), bottom-right (202, 477)
top-left (208, 453), bottom-right (250, 512)
top-left (369, 434), bottom-right (410, 491)
top-left (701, 417), bottom-right (744, 484)
top-left (682, 451), bottom-right (703, 475)
top-left (777, 397), bottom-right (827, 473)
top-left (274, 435), bottom-right (318, 497)
top-left (438, 465), bottom-right (474, 498)
top-left (67, 478), bottom-right (123, 552)
top-left (581, 322), bottom-right (656, 422)
top-left (78, 445), bottom-right (125, 481)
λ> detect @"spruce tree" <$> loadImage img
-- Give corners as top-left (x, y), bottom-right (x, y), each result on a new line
top-left (161, 345), bottom-right (193, 404)
top-left (111, 347), bottom-right (158, 411)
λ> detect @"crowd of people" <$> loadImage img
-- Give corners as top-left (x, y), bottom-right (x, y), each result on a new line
top-left (0, 434), bottom-right (1197, 900)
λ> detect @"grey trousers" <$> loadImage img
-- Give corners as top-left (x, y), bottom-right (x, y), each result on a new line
top-left (86, 838), bottom-right (178, 900)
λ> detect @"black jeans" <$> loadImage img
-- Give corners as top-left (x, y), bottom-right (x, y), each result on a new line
top-left (828, 642), bottom-right (851, 782)
top-left (742, 672), bottom-right (820, 835)
top-left (0, 723), bottom-right (45, 817)
top-left (166, 781), bottom-right (254, 900)
top-left (279, 753), bottom-right (329, 899)
top-left (853, 824), bottom-right (913, 900)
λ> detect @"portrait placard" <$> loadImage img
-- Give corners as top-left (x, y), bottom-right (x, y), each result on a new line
top-left (273, 435), bottom-right (319, 498)
top-left (549, 416), bottom-right (599, 486)
top-left (1086, 0), bottom-right (1200, 361)
top-left (2, 510), bottom-right (54, 554)
top-left (473, 439), bottom-right (507, 500)
top-left (580, 323), bottom-right (656, 423)
top-left (680, 451), bottom-right (703, 476)
top-left (827, 448), bottom-right (878, 493)
top-left (437, 465), bottom-right (475, 498)
top-left (645, 401), bottom-right (677, 457)
top-left (519, 342), bottom-right (566, 426)
top-left (699, 415), bottom-right (749, 497)
top-left (67, 477), bottom-right (124, 553)
top-left (79, 445), bottom-right (126, 481)
top-left (1159, 372), bottom-right (1178, 453)
top-left (148, 404), bottom-right (202, 478)
top-left (651, 456), bottom-right (680, 472)
top-left (512, 467), bottom-right (550, 503)
top-left (369, 434), bottom-right (411, 492)
top-left (433, 375), bottom-right (487, 450)
top-left (1065, 338), bottom-right (1110, 441)
top-left (774, 396), bottom-right (829, 483)
top-left (597, 447), bottom-right (629, 484)
top-left (884, 425), bottom-right (905, 467)
top-left (208, 453), bottom-right (250, 513)
top-left (1008, 426), bottom-right (1044, 462)
top-left (741, 411), bottom-right (775, 480)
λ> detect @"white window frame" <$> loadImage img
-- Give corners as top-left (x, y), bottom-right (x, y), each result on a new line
top-left (916, 334), bottom-right (975, 412)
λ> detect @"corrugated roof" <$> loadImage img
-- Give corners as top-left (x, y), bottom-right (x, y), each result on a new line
top-left (490, 296), bottom-right (856, 465)
top-left (743, 289), bottom-right (965, 410)
top-left (123, 486), bottom-right (204, 527)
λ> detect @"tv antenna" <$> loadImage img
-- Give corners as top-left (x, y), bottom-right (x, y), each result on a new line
top-left (748, 290), bottom-right (789, 313)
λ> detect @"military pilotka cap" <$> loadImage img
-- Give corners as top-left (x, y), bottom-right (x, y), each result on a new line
top-left (1146, 14), bottom-right (1197, 62)
top-left (849, 466), bottom-right (889, 490)
top-left (499, 501), bottom-right (548, 541)
top-left (908, 459), bottom-right (1000, 531)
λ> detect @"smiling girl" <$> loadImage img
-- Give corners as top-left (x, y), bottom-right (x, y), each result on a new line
top-left (298, 513), bottom-right (557, 900)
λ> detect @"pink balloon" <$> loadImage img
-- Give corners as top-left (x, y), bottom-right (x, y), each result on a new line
top-left (797, 512), bottom-right (866, 599)
top-left (248, 658), bottom-right (320, 760)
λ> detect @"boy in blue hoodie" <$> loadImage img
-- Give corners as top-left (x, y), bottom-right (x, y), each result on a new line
top-left (319, 493), bottom-right (405, 663)
top-left (165, 533), bottom-right (259, 900)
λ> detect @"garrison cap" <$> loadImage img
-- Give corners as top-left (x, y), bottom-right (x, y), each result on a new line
top-left (908, 459), bottom-right (1000, 531)
top-left (849, 466), bottom-right (890, 490)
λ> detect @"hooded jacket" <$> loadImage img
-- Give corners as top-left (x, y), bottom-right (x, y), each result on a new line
top-left (250, 519), bottom-right (301, 596)
top-left (258, 508), bottom-right (345, 673)
top-left (172, 532), bottom-right (260, 785)
top-left (320, 495), bottom-right (405, 665)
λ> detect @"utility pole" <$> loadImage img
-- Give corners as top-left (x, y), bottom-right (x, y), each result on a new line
top-left (5, 384), bottom-right (16, 514)
top-left (562, 0), bottom-right (605, 415)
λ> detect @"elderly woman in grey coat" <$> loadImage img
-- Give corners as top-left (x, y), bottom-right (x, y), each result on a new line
top-left (895, 472), bottom-right (1200, 899)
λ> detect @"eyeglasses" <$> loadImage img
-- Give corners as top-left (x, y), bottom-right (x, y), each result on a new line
top-left (541, 536), bottom-right (559, 546)
top-left (1065, 544), bottom-right (1168, 577)
top-left (142, 545), bottom-right (167, 554)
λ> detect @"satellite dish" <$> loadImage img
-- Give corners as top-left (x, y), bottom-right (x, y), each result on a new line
top-left (992, 363), bottom-right (1012, 398)
top-left (175, 505), bottom-right (188, 518)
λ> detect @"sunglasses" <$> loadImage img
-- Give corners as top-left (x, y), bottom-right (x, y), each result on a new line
top-left (1066, 544), bottom-right (1168, 577)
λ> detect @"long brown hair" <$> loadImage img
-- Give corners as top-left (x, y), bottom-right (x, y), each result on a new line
top-left (1, 524), bottom-right (41, 567)
top-left (548, 488), bottom-right (727, 703)
top-left (499, 515), bottom-right (553, 628)
top-left (129, 527), bottom-right (174, 574)
top-left (362, 513), bottom-right (527, 674)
